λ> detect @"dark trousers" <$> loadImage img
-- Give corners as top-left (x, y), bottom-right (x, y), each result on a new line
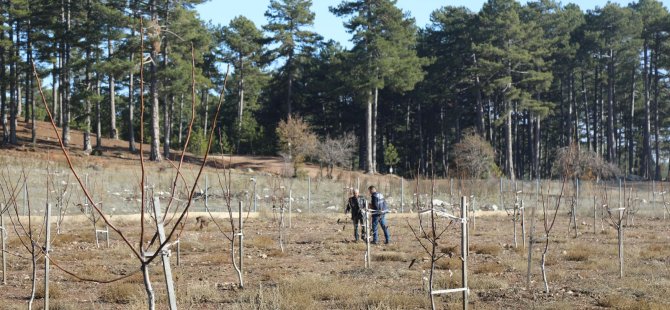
top-left (352, 216), bottom-right (366, 241)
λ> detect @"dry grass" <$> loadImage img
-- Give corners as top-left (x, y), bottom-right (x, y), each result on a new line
top-left (268, 248), bottom-right (288, 257)
top-left (34, 301), bottom-right (75, 310)
top-left (182, 282), bottom-right (221, 303)
top-left (469, 275), bottom-right (508, 290)
top-left (34, 282), bottom-right (64, 299)
top-left (249, 235), bottom-right (276, 250)
top-left (471, 243), bottom-right (501, 255)
top-left (473, 261), bottom-right (505, 274)
top-left (639, 243), bottom-right (670, 261)
top-left (435, 256), bottom-right (462, 270)
top-left (565, 244), bottom-right (590, 261)
top-left (99, 282), bottom-right (142, 304)
top-left (597, 294), bottom-right (667, 310)
top-left (372, 251), bottom-right (408, 262)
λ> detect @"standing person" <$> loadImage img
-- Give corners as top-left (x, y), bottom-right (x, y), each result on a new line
top-left (345, 189), bottom-right (366, 242)
top-left (368, 185), bottom-right (390, 244)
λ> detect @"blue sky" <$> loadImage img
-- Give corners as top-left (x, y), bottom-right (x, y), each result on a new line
top-left (196, 0), bottom-right (645, 46)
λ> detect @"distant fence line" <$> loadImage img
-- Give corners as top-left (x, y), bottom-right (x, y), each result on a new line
top-left (3, 162), bottom-right (669, 217)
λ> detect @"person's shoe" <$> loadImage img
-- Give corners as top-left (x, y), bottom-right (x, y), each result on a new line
top-left (371, 241), bottom-right (378, 245)
top-left (384, 241), bottom-right (390, 245)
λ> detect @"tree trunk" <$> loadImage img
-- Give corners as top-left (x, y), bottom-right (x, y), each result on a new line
top-left (534, 116), bottom-right (541, 179)
top-left (95, 74), bottom-right (102, 149)
top-left (62, 0), bottom-right (72, 147)
top-left (178, 94), bottom-right (183, 146)
top-left (148, 0), bottom-right (162, 161)
top-left (26, 9), bottom-right (36, 145)
top-left (582, 71), bottom-right (591, 152)
top-left (1, 26), bottom-right (7, 144)
top-left (202, 89), bottom-right (208, 139)
top-left (286, 54), bottom-right (293, 118)
top-left (642, 40), bottom-right (651, 179)
top-left (237, 58), bottom-right (244, 150)
top-left (606, 50), bottom-right (615, 162)
top-left (629, 67), bottom-right (636, 176)
top-left (83, 48), bottom-right (92, 153)
top-left (162, 7), bottom-right (170, 159)
top-left (128, 9), bottom-right (137, 152)
top-left (109, 35), bottom-right (118, 139)
top-left (652, 36), bottom-right (661, 180)
top-left (9, 17), bottom-right (17, 145)
top-left (366, 89), bottom-right (374, 174)
top-left (373, 87), bottom-right (378, 173)
top-left (473, 53), bottom-right (485, 137)
top-left (51, 60), bottom-right (58, 128)
top-left (506, 107), bottom-right (515, 181)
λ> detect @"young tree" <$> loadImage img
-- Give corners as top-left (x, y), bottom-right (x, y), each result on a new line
top-left (276, 116), bottom-right (317, 176)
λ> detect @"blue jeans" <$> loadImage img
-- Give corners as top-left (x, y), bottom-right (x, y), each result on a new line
top-left (371, 213), bottom-right (390, 244)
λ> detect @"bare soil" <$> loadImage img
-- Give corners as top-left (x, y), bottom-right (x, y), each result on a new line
top-left (1, 211), bottom-right (669, 309)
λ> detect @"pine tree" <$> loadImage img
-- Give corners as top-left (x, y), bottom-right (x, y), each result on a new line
top-left (221, 16), bottom-right (267, 150)
top-left (264, 0), bottom-right (321, 118)
top-left (331, 0), bottom-right (426, 174)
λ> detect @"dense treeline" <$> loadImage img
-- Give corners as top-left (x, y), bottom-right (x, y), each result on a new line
top-left (1, 0), bottom-right (669, 180)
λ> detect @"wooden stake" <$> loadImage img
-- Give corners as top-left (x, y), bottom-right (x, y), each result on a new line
top-left (521, 200), bottom-right (526, 249)
top-left (238, 201), bottom-right (244, 288)
top-left (593, 196), bottom-right (597, 235)
top-left (526, 204), bottom-right (536, 290)
top-left (152, 198), bottom-right (177, 309)
top-left (44, 203), bottom-right (52, 310)
top-left (461, 196), bottom-right (468, 310)
top-left (1, 204), bottom-right (6, 285)
top-left (400, 178), bottom-right (404, 213)
top-left (307, 177), bottom-right (311, 213)
top-left (618, 208), bottom-right (625, 278)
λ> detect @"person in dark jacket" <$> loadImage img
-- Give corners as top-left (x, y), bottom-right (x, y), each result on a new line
top-left (368, 185), bottom-right (390, 244)
top-left (345, 189), bottom-right (367, 242)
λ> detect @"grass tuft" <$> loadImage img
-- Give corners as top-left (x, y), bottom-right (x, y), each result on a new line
top-left (471, 243), bottom-right (501, 255)
top-left (99, 282), bottom-right (141, 304)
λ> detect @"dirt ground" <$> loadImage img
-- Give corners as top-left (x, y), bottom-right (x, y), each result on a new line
top-left (1, 209), bottom-right (669, 310)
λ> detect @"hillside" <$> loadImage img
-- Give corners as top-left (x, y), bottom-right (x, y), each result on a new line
top-left (1, 120), bottom-right (365, 180)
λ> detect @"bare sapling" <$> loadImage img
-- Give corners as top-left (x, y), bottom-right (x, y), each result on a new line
top-left (408, 176), bottom-right (458, 310)
top-left (271, 177), bottom-right (288, 253)
top-left (206, 157), bottom-right (247, 289)
top-left (505, 188), bottom-right (523, 248)
top-left (566, 178), bottom-right (578, 238)
top-left (525, 200), bottom-right (536, 290)
top-left (1, 173), bottom-right (45, 310)
top-left (539, 177), bottom-right (567, 294)
top-left (30, 15), bottom-right (231, 309)
top-left (46, 166), bottom-right (73, 235)
top-left (603, 186), bottom-right (628, 278)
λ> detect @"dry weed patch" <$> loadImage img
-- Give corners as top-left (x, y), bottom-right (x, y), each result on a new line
top-left (183, 282), bottom-right (221, 303)
top-left (565, 244), bottom-right (590, 261)
top-left (373, 251), bottom-right (408, 262)
top-left (35, 282), bottom-right (64, 299)
top-left (435, 256), bottom-right (462, 270)
top-left (249, 235), bottom-right (276, 250)
top-left (640, 243), bottom-right (670, 261)
top-left (99, 282), bottom-right (141, 304)
top-left (469, 274), bottom-right (508, 290)
top-left (471, 243), bottom-right (501, 255)
top-left (474, 261), bottom-right (505, 274)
